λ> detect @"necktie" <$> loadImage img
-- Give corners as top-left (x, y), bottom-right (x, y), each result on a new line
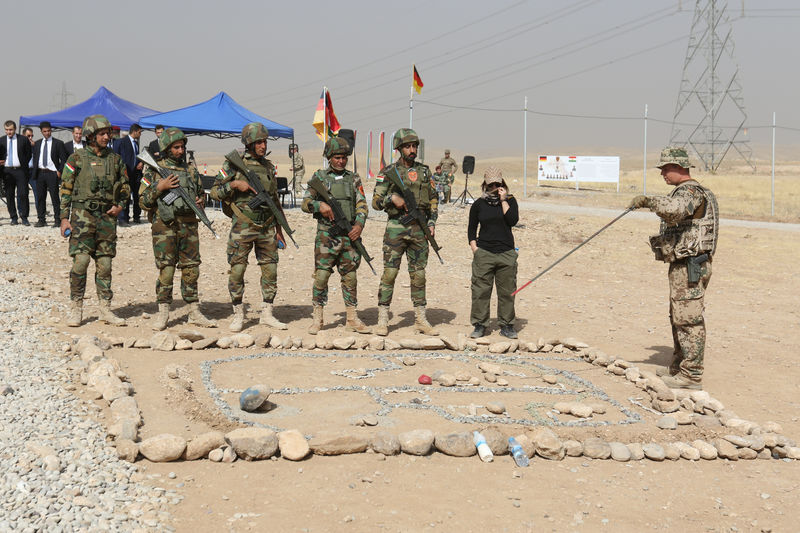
top-left (133, 138), bottom-right (138, 155)
top-left (7, 137), bottom-right (13, 167)
top-left (43, 139), bottom-right (48, 167)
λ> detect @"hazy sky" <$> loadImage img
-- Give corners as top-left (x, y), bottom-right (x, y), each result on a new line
top-left (5, 0), bottom-right (799, 163)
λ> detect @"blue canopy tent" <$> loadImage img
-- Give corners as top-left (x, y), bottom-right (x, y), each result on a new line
top-left (19, 86), bottom-right (159, 130)
top-left (138, 92), bottom-right (294, 140)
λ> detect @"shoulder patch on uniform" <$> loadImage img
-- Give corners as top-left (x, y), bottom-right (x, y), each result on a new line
top-left (141, 174), bottom-right (151, 187)
top-left (375, 175), bottom-right (384, 183)
top-left (64, 161), bottom-right (75, 173)
top-left (218, 167), bottom-right (229, 179)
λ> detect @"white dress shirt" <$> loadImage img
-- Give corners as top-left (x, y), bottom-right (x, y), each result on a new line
top-left (39, 138), bottom-right (57, 171)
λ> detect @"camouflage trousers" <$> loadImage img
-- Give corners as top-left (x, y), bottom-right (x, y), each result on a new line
top-left (151, 217), bottom-right (201, 304)
top-left (312, 228), bottom-right (361, 307)
top-left (226, 217), bottom-right (279, 305)
top-left (68, 208), bottom-right (117, 301)
top-left (378, 219), bottom-right (428, 307)
top-left (293, 170), bottom-right (306, 192)
top-left (441, 185), bottom-right (452, 204)
top-left (668, 258), bottom-right (712, 382)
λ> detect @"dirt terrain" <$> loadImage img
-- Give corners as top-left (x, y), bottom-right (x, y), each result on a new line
top-left (9, 183), bottom-right (800, 532)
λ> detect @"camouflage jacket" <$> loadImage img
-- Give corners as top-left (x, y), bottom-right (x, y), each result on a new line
top-left (439, 156), bottom-right (458, 176)
top-left (648, 179), bottom-right (718, 262)
top-left (210, 152), bottom-right (279, 223)
top-left (301, 168), bottom-right (368, 230)
top-left (138, 156), bottom-right (203, 221)
top-left (432, 172), bottom-right (454, 186)
top-left (648, 180), bottom-right (707, 225)
top-left (60, 146), bottom-right (129, 219)
top-left (292, 153), bottom-right (305, 173)
top-left (372, 161), bottom-right (438, 227)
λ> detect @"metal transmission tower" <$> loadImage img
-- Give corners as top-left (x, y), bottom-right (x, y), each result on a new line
top-left (670, 0), bottom-right (755, 172)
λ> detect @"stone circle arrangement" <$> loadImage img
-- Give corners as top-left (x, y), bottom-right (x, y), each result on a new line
top-left (65, 329), bottom-right (800, 465)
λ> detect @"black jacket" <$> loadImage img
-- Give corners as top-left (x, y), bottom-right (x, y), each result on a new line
top-left (32, 137), bottom-right (68, 178)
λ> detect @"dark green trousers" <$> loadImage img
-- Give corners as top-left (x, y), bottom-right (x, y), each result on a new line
top-left (470, 247), bottom-right (517, 327)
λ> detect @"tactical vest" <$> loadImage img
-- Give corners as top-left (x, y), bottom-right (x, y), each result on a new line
top-left (156, 163), bottom-right (199, 222)
top-left (649, 180), bottom-right (719, 263)
top-left (385, 163), bottom-right (431, 218)
top-left (313, 170), bottom-right (356, 224)
top-left (72, 148), bottom-right (117, 206)
top-left (226, 157), bottom-right (276, 224)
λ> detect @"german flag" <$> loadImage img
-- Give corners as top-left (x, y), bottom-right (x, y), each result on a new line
top-left (413, 65), bottom-right (423, 95)
top-left (312, 89), bottom-right (341, 141)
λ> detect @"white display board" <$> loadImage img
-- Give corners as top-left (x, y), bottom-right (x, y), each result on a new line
top-left (537, 155), bottom-right (620, 190)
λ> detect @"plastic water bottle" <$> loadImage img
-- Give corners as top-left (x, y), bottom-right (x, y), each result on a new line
top-left (508, 437), bottom-right (529, 467)
top-left (64, 228), bottom-right (71, 237)
top-left (473, 431), bottom-right (493, 462)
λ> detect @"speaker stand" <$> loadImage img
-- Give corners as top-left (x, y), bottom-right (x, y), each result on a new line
top-left (454, 173), bottom-right (474, 205)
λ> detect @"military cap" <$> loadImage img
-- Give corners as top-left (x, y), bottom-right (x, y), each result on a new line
top-left (655, 146), bottom-right (694, 169)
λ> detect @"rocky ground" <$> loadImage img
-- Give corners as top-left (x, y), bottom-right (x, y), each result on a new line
top-left (1, 194), bottom-right (799, 532)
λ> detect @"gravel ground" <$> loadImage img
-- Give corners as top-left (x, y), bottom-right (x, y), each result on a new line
top-left (0, 223), bottom-right (173, 532)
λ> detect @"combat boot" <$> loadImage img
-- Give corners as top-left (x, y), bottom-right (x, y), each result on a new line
top-left (66, 300), bottom-right (82, 327)
top-left (308, 305), bottom-right (324, 335)
top-left (229, 304), bottom-right (245, 332)
top-left (151, 303), bottom-right (170, 331)
top-left (656, 366), bottom-right (679, 378)
top-left (345, 307), bottom-right (371, 334)
top-left (98, 300), bottom-right (126, 326)
top-left (374, 305), bottom-right (390, 337)
top-left (413, 306), bottom-right (439, 336)
top-left (187, 302), bottom-right (216, 328)
top-left (661, 373), bottom-right (702, 390)
top-left (260, 303), bottom-right (288, 330)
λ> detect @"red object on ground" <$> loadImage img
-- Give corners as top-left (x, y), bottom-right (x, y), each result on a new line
top-left (418, 375), bottom-right (432, 385)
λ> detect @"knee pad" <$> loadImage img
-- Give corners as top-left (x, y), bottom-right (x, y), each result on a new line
top-left (230, 263), bottom-right (247, 285)
top-left (313, 268), bottom-right (332, 287)
top-left (159, 265), bottom-right (176, 285)
top-left (181, 266), bottom-right (199, 286)
top-left (409, 269), bottom-right (426, 289)
top-left (95, 256), bottom-right (112, 277)
top-left (260, 262), bottom-right (277, 280)
top-left (341, 270), bottom-right (357, 286)
top-left (72, 254), bottom-right (91, 275)
top-left (381, 267), bottom-right (399, 285)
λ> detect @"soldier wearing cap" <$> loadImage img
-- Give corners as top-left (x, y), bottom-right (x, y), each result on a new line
top-left (629, 146), bottom-right (719, 390)
top-left (438, 150), bottom-right (457, 203)
top-left (139, 127), bottom-right (216, 331)
top-left (372, 128), bottom-right (439, 336)
top-left (301, 136), bottom-right (370, 335)
top-left (59, 114), bottom-right (130, 327)
top-left (210, 122), bottom-right (288, 332)
top-left (290, 144), bottom-right (305, 193)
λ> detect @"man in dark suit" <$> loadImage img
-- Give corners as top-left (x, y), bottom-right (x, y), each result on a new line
top-left (32, 122), bottom-right (67, 227)
top-left (147, 124), bottom-right (164, 161)
top-left (64, 126), bottom-right (84, 157)
top-left (114, 123), bottom-right (144, 225)
top-left (2, 120), bottom-right (33, 225)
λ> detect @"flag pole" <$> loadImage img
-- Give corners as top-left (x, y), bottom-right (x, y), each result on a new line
top-left (409, 85), bottom-right (414, 128)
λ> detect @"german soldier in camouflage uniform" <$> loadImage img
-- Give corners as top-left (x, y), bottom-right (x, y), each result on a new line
top-left (372, 128), bottom-right (439, 336)
top-left (59, 115), bottom-right (130, 327)
top-left (629, 146), bottom-right (718, 390)
top-left (210, 122), bottom-right (287, 332)
top-left (290, 144), bottom-right (305, 193)
top-left (300, 137), bottom-right (370, 335)
top-left (139, 127), bottom-right (216, 331)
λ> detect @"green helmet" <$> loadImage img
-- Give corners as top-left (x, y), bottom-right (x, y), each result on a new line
top-left (323, 136), bottom-right (351, 159)
top-left (393, 128), bottom-right (419, 149)
top-left (82, 114), bottom-right (112, 138)
top-left (241, 122), bottom-right (269, 146)
top-left (158, 127), bottom-right (187, 152)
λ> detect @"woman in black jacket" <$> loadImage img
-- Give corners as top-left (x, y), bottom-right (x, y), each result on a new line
top-left (467, 166), bottom-right (519, 339)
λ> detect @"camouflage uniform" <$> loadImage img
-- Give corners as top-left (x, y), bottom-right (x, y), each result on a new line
top-left (439, 153), bottom-right (458, 176)
top-left (60, 133), bottom-right (129, 306)
top-left (301, 167), bottom-right (368, 307)
top-left (432, 170), bottom-right (454, 204)
top-left (632, 147), bottom-right (718, 387)
top-left (292, 151), bottom-right (305, 191)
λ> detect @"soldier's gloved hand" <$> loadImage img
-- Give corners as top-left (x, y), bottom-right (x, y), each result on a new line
top-left (628, 195), bottom-right (650, 209)
top-left (318, 202), bottom-right (335, 221)
top-left (348, 223), bottom-right (363, 241)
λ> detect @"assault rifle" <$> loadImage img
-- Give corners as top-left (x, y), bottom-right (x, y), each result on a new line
top-left (137, 149), bottom-right (218, 239)
top-left (387, 167), bottom-right (444, 264)
top-left (224, 150), bottom-right (298, 249)
top-left (306, 175), bottom-right (376, 275)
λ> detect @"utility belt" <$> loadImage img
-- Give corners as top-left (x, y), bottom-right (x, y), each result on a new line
top-left (236, 205), bottom-right (273, 226)
top-left (72, 199), bottom-right (112, 214)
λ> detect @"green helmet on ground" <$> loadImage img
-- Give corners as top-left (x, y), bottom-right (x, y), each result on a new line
top-left (158, 127), bottom-right (187, 152)
top-left (82, 114), bottom-right (112, 138)
top-left (323, 136), bottom-right (351, 159)
top-left (393, 128), bottom-right (419, 149)
top-left (241, 122), bottom-right (270, 146)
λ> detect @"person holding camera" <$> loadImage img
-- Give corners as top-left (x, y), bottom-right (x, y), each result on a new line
top-left (468, 166), bottom-right (519, 339)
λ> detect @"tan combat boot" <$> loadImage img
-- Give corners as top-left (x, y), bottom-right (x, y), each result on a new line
top-left (229, 304), bottom-right (245, 332)
top-left (151, 303), bottom-right (170, 331)
top-left (374, 305), bottom-right (390, 337)
top-left (345, 306), bottom-right (371, 334)
top-left (661, 373), bottom-right (702, 390)
top-left (98, 300), bottom-right (126, 326)
top-left (66, 300), bottom-right (82, 327)
top-left (260, 303), bottom-right (288, 330)
top-left (187, 302), bottom-right (216, 328)
top-left (308, 305), bottom-right (324, 335)
top-left (413, 306), bottom-right (439, 336)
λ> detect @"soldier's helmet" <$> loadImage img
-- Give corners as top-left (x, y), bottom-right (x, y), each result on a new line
top-left (158, 127), bottom-right (187, 152)
top-left (82, 115), bottom-right (112, 138)
top-left (444, 149), bottom-right (451, 155)
top-left (393, 128), bottom-right (419, 149)
top-left (656, 146), bottom-right (694, 169)
top-left (241, 122), bottom-right (270, 146)
top-left (323, 136), bottom-right (351, 159)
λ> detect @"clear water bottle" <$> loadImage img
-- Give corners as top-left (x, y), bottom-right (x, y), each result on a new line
top-left (473, 431), bottom-right (493, 462)
top-left (508, 437), bottom-right (529, 467)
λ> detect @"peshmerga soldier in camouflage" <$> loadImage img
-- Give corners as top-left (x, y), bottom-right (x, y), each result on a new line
top-left (138, 127), bottom-right (216, 331)
top-left (59, 115), bottom-right (130, 327)
top-left (438, 149), bottom-right (458, 202)
top-left (372, 128), bottom-right (439, 336)
top-left (432, 164), bottom-right (454, 204)
top-left (300, 137), bottom-right (370, 335)
top-left (290, 144), bottom-right (305, 193)
top-left (210, 122), bottom-right (288, 332)
top-left (629, 146), bottom-right (719, 390)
